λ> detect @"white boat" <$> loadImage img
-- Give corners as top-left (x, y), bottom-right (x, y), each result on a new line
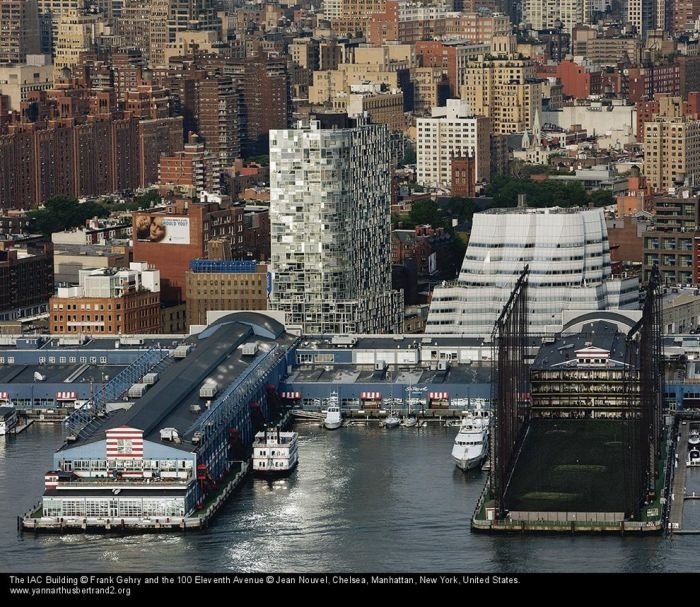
top-left (402, 415), bottom-right (418, 428)
top-left (689, 429), bottom-right (700, 445)
top-left (688, 447), bottom-right (700, 467)
top-left (323, 392), bottom-right (342, 430)
top-left (402, 400), bottom-right (418, 427)
top-left (252, 427), bottom-right (299, 477)
top-left (451, 415), bottom-right (489, 471)
top-left (383, 412), bottom-right (401, 429)
top-left (0, 404), bottom-right (17, 436)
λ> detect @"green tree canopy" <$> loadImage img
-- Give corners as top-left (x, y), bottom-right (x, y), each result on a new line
top-left (485, 176), bottom-right (615, 209)
top-left (30, 196), bottom-right (109, 235)
top-left (409, 199), bottom-right (441, 227)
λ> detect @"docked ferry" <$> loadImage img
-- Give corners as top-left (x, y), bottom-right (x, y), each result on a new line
top-left (252, 427), bottom-right (299, 477)
top-left (0, 405), bottom-right (17, 436)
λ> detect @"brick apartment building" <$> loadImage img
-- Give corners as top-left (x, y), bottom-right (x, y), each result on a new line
top-left (132, 199), bottom-right (246, 305)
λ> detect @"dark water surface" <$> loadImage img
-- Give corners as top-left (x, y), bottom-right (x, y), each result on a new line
top-left (0, 422), bottom-right (696, 572)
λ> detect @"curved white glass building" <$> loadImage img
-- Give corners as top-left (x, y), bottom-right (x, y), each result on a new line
top-left (426, 206), bottom-right (639, 336)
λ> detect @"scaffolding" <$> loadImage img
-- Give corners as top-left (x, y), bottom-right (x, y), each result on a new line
top-left (623, 266), bottom-right (664, 518)
top-left (490, 265), bottom-right (530, 520)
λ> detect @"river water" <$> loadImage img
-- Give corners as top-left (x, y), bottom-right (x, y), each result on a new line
top-left (0, 422), bottom-right (698, 573)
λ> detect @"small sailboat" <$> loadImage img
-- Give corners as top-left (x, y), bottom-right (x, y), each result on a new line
top-left (402, 415), bottom-right (418, 428)
top-left (383, 411), bottom-right (401, 429)
top-left (402, 400), bottom-right (418, 427)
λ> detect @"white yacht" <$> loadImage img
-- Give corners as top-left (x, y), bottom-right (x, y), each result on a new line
top-left (252, 427), bottom-right (299, 477)
top-left (0, 405), bottom-right (17, 436)
top-left (688, 446), bottom-right (700, 467)
top-left (323, 392), bottom-right (342, 430)
top-left (689, 429), bottom-right (700, 446)
top-left (451, 415), bottom-right (489, 471)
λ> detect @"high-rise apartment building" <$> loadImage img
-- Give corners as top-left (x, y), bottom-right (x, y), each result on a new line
top-left (459, 37), bottom-right (542, 135)
top-left (36, 0), bottom-right (83, 56)
top-left (53, 9), bottom-right (98, 77)
top-left (230, 55), bottom-right (289, 157)
top-left (672, 0), bottom-right (700, 33)
top-left (196, 76), bottom-right (239, 168)
top-left (158, 134), bottom-right (219, 195)
top-left (627, 0), bottom-right (655, 38)
top-left (0, 0), bottom-right (40, 64)
top-left (324, 0), bottom-right (386, 36)
top-left (269, 117), bottom-right (403, 334)
top-left (426, 207), bottom-right (639, 336)
top-left (147, 0), bottom-right (219, 67)
top-left (642, 190), bottom-right (699, 286)
top-left (416, 99), bottom-right (490, 189)
top-left (0, 240), bottom-right (53, 321)
top-left (643, 117), bottom-right (700, 193)
top-left (523, 0), bottom-right (587, 34)
top-left (115, 0), bottom-right (150, 61)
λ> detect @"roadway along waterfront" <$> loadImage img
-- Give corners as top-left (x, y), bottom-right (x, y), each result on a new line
top-left (1, 422), bottom-right (699, 572)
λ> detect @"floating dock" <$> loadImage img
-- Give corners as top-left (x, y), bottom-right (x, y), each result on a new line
top-left (13, 419), bottom-right (33, 434)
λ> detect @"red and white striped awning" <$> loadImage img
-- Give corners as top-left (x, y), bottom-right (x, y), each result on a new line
top-left (429, 392), bottom-right (449, 400)
top-left (56, 391), bottom-right (77, 401)
top-left (281, 391), bottom-right (301, 399)
top-left (0, 392), bottom-right (8, 400)
top-left (361, 392), bottom-right (382, 400)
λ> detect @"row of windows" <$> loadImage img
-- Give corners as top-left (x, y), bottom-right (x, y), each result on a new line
top-left (54, 303), bottom-right (122, 311)
top-left (38, 356), bottom-right (106, 364)
top-left (43, 498), bottom-right (186, 518)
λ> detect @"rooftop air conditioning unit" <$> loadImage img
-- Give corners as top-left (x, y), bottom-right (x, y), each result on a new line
top-left (242, 342), bottom-right (257, 356)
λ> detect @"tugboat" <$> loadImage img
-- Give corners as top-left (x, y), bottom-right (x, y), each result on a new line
top-left (252, 427), bottom-right (299, 477)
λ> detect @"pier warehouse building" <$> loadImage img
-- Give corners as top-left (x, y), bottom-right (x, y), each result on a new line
top-left (39, 313), bottom-right (297, 521)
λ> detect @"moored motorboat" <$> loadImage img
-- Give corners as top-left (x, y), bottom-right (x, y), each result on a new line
top-left (689, 429), bottom-right (700, 446)
top-left (323, 392), bottom-right (342, 430)
top-left (688, 446), bottom-right (700, 466)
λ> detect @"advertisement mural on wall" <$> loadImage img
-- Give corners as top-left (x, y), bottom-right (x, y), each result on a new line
top-left (135, 214), bottom-right (191, 245)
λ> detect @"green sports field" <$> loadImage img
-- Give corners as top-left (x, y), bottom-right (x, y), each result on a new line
top-left (504, 418), bottom-right (628, 512)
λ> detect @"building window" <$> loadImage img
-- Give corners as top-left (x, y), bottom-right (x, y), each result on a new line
top-left (117, 439), bottom-right (132, 454)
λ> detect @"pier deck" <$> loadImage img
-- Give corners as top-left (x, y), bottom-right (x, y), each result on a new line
top-left (670, 422), bottom-right (689, 531)
top-left (20, 462), bottom-right (249, 534)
